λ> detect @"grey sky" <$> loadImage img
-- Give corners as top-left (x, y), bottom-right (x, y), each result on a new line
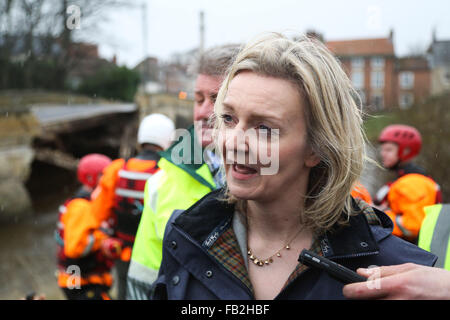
top-left (94, 0), bottom-right (450, 68)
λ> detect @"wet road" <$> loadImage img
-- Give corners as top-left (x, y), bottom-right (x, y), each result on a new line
top-left (31, 103), bottom-right (136, 127)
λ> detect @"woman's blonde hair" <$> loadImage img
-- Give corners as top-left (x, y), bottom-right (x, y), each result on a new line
top-left (213, 32), bottom-right (367, 235)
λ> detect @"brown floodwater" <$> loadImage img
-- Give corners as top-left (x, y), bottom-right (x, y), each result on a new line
top-left (0, 161), bottom-right (120, 300)
top-left (0, 208), bottom-right (65, 299)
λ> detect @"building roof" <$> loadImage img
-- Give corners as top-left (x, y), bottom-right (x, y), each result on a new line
top-left (396, 56), bottom-right (430, 71)
top-left (326, 37), bottom-right (395, 57)
top-left (427, 40), bottom-right (450, 66)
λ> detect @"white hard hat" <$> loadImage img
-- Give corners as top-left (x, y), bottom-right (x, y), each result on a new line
top-left (137, 113), bottom-right (175, 150)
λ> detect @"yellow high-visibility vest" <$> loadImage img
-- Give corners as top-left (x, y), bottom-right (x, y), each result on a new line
top-left (418, 204), bottom-right (450, 270)
top-left (127, 125), bottom-right (217, 299)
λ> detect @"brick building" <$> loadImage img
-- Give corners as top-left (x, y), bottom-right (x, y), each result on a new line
top-left (326, 32), bottom-right (396, 110)
top-left (326, 31), bottom-right (436, 110)
top-left (65, 42), bottom-right (117, 90)
top-left (395, 56), bottom-right (431, 108)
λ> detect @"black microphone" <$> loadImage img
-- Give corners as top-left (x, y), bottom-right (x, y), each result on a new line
top-left (299, 249), bottom-right (367, 284)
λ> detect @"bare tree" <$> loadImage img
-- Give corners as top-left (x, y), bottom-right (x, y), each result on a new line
top-left (407, 41), bottom-right (427, 57)
top-left (0, 0), bottom-right (16, 87)
top-left (0, 0), bottom-right (131, 89)
top-left (18, 0), bottom-right (46, 87)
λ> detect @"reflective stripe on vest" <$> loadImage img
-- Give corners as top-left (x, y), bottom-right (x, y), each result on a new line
top-left (375, 185), bottom-right (390, 204)
top-left (115, 169), bottom-right (153, 199)
top-left (420, 204), bottom-right (450, 270)
top-left (115, 188), bottom-right (145, 200)
top-left (80, 234), bottom-right (95, 258)
top-left (113, 160), bottom-right (158, 241)
top-left (430, 205), bottom-right (450, 269)
top-left (118, 170), bottom-right (154, 181)
top-left (396, 215), bottom-right (413, 238)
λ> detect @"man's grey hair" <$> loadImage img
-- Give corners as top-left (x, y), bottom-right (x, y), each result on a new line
top-left (189, 44), bottom-right (242, 77)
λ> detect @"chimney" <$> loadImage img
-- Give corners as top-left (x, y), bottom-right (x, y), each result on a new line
top-left (112, 54), bottom-right (117, 65)
top-left (199, 11), bottom-right (205, 54)
top-left (389, 29), bottom-right (394, 42)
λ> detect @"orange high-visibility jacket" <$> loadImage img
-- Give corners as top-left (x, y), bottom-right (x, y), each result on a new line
top-left (351, 182), bottom-right (373, 205)
top-left (61, 198), bottom-right (108, 258)
top-left (90, 157), bottom-right (158, 262)
top-left (90, 159), bottom-right (125, 224)
top-left (384, 173), bottom-right (440, 240)
top-left (56, 198), bottom-right (112, 288)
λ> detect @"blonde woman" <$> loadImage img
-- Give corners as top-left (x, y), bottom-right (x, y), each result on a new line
top-left (151, 33), bottom-right (436, 300)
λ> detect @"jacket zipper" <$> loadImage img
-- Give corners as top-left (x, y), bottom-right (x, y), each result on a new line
top-left (330, 250), bottom-right (380, 261)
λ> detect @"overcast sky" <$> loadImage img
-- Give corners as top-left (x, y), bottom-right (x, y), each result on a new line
top-left (91, 0), bottom-right (450, 68)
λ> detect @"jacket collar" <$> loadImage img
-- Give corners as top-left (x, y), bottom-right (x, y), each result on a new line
top-left (173, 188), bottom-right (234, 246)
top-left (159, 125), bottom-right (215, 190)
top-left (173, 189), bottom-right (392, 260)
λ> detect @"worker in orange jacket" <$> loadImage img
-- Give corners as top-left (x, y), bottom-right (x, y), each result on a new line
top-left (351, 181), bottom-right (373, 205)
top-left (374, 124), bottom-right (441, 243)
top-left (56, 153), bottom-right (113, 300)
top-left (90, 113), bottom-right (175, 300)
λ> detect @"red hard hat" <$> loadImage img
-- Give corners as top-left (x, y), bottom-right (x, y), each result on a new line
top-left (77, 154), bottom-right (112, 188)
top-left (378, 124), bottom-right (422, 162)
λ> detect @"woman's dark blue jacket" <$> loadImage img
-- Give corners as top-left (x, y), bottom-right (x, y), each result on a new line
top-left (151, 189), bottom-right (437, 300)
